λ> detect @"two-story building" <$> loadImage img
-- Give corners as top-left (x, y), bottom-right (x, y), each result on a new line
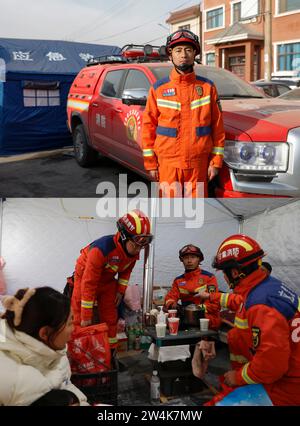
top-left (166, 1), bottom-right (300, 82)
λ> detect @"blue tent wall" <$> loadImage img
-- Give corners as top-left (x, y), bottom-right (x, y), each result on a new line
top-left (0, 38), bottom-right (121, 155)
top-left (1, 72), bottom-right (74, 154)
top-left (0, 81), bottom-right (3, 152)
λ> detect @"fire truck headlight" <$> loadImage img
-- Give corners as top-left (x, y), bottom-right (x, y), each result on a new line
top-left (224, 141), bottom-right (289, 172)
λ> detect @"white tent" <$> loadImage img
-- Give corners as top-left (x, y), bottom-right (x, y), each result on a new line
top-left (0, 197), bottom-right (299, 296)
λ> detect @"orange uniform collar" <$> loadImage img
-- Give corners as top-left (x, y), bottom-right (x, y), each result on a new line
top-left (170, 67), bottom-right (196, 84)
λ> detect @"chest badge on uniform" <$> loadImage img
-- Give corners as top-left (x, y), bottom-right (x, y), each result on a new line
top-left (198, 278), bottom-right (204, 285)
top-left (162, 88), bottom-right (176, 97)
top-left (252, 326), bottom-right (261, 349)
top-left (196, 86), bottom-right (203, 96)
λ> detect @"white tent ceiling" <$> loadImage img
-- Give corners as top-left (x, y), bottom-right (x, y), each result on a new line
top-left (0, 197), bottom-right (299, 296)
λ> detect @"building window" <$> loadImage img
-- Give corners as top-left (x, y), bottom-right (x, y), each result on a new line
top-left (232, 2), bottom-right (241, 23)
top-left (206, 7), bottom-right (224, 30)
top-left (206, 53), bottom-right (216, 66)
top-left (23, 89), bottom-right (60, 107)
top-left (178, 24), bottom-right (191, 30)
top-left (277, 42), bottom-right (300, 71)
top-left (278, 0), bottom-right (300, 14)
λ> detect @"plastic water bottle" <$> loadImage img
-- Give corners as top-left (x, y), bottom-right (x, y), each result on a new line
top-left (157, 307), bottom-right (166, 324)
top-left (150, 370), bottom-right (160, 404)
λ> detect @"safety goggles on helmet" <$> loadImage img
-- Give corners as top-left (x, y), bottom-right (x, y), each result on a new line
top-left (166, 30), bottom-right (200, 55)
top-left (130, 234), bottom-right (153, 247)
top-left (168, 30), bottom-right (199, 44)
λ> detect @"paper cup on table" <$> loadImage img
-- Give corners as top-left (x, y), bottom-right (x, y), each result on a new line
top-left (200, 318), bottom-right (210, 331)
top-left (168, 317), bottom-right (180, 335)
top-left (168, 309), bottom-right (177, 318)
top-left (155, 323), bottom-right (167, 337)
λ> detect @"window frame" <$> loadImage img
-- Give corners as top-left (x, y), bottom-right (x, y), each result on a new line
top-left (230, 0), bottom-right (242, 25)
top-left (205, 5), bottom-right (225, 32)
top-left (206, 52), bottom-right (216, 67)
top-left (274, 40), bottom-right (300, 72)
top-left (274, 0), bottom-right (300, 17)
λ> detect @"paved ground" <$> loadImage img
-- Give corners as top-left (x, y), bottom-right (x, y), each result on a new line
top-left (0, 149), bottom-right (150, 197)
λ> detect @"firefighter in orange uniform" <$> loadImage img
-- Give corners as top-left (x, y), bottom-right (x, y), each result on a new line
top-left (199, 234), bottom-right (300, 405)
top-left (142, 29), bottom-right (225, 197)
top-left (71, 210), bottom-right (153, 348)
top-left (164, 244), bottom-right (221, 330)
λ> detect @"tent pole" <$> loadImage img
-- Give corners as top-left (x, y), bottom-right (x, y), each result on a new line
top-left (142, 195), bottom-right (157, 324)
top-left (237, 215), bottom-right (244, 233)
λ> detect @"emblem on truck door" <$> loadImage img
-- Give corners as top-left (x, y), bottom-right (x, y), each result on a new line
top-left (124, 110), bottom-right (141, 142)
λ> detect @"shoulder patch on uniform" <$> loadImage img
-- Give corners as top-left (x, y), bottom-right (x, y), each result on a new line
top-left (201, 269), bottom-right (214, 277)
top-left (153, 76), bottom-right (170, 90)
top-left (252, 326), bottom-right (261, 349)
top-left (90, 235), bottom-right (116, 256)
top-left (195, 86), bottom-right (203, 96)
top-left (245, 276), bottom-right (299, 320)
top-left (196, 75), bottom-right (214, 86)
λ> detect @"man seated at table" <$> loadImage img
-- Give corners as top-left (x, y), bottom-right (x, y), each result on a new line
top-left (163, 244), bottom-right (221, 330)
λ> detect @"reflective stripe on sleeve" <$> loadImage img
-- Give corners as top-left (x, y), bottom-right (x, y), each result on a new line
top-left (143, 149), bottom-right (155, 157)
top-left (234, 316), bottom-right (249, 329)
top-left (220, 293), bottom-right (229, 308)
top-left (212, 146), bottom-right (224, 156)
top-left (241, 363), bottom-right (258, 384)
top-left (81, 300), bottom-right (94, 309)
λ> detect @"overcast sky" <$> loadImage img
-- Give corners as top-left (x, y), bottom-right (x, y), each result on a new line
top-left (0, 0), bottom-right (200, 47)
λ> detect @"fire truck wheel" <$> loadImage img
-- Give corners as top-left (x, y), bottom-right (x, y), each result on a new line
top-left (73, 124), bottom-right (98, 167)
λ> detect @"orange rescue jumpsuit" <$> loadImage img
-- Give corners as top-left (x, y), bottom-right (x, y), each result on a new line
top-left (71, 234), bottom-right (139, 348)
top-left (142, 67), bottom-right (225, 197)
top-left (164, 267), bottom-right (221, 330)
top-left (209, 268), bottom-right (300, 405)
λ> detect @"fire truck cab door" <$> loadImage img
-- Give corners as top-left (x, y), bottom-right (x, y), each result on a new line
top-left (113, 69), bottom-right (151, 169)
top-left (90, 69), bottom-right (127, 155)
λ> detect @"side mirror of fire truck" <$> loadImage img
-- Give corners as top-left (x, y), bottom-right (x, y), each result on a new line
top-left (122, 89), bottom-right (148, 106)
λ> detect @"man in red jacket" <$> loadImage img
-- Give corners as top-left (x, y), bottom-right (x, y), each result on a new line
top-left (142, 29), bottom-right (225, 197)
top-left (164, 244), bottom-right (221, 330)
top-left (199, 234), bottom-right (300, 405)
top-left (71, 209), bottom-right (152, 348)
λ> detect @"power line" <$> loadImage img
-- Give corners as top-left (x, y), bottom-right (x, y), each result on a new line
top-left (65, 0), bottom-right (129, 41)
top-left (84, 0), bottom-right (196, 43)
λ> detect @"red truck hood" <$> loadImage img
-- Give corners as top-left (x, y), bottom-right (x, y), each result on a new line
top-left (222, 98), bottom-right (300, 142)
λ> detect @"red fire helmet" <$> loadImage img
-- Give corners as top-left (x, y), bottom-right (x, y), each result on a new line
top-left (179, 244), bottom-right (204, 262)
top-left (166, 29), bottom-right (201, 55)
top-left (212, 234), bottom-right (265, 270)
top-left (117, 209), bottom-right (153, 247)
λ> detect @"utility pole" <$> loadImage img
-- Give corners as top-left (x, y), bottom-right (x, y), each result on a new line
top-left (264, 0), bottom-right (272, 80)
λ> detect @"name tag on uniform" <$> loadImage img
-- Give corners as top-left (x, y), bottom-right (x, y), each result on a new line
top-left (162, 88), bottom-right (176, 97)
top-left (196, 86), bottom-right (203, 96)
